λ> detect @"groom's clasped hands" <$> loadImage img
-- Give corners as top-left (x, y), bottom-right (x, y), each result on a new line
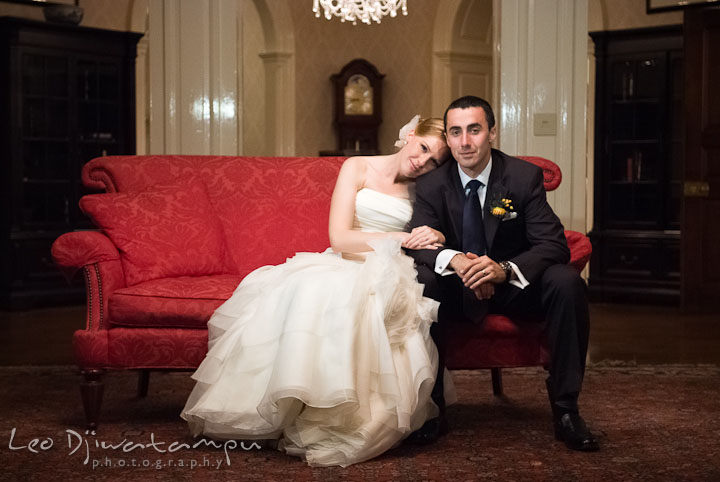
top-left (454, 252), bottom-right (507, 300)
top-left (402, 221), bottom-right (507, 301)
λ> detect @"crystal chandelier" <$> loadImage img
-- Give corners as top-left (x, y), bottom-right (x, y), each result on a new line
top-left (313, 0), bottom-right (408, 25)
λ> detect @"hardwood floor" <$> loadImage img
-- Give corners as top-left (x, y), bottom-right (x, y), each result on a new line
top-left (0, 304), bottom-right (85, 365)
top-left (0, 302), bottom-right (718, 366)
top-left (588, 302), bottom-right (720, 364)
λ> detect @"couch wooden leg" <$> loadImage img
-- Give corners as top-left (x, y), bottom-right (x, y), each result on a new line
top-left (79, 369), bottom-right (105, 430)
top-left (137, 370), bottom-right (150, 398)
top-left (491, 368), bottom-right (504, 396)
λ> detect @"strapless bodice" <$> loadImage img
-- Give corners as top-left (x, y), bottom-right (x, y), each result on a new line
top-left (353, 188), bottom-right (412, 233)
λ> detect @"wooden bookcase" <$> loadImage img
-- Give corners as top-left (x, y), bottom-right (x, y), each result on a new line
top-left (0, 17), bottom-right (142, 309)
top-left (588, 26), bottom-right (683, 303)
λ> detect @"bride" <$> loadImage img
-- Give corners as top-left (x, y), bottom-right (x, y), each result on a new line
top-left (181, 116), bottom-right (451, 467)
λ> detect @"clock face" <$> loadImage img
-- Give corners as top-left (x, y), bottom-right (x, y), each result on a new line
top-left (344, 74), bottom-right (373, 115)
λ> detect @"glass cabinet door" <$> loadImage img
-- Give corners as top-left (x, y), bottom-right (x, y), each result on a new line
top-left (588, 26), bottom-right (683, 303)
top-left (75, 58), bottom-right (123, 228)
top-left (605, 53), bottom-right (667, 229)
top-left (19, 52), bottom-right (72, 230)
top-left (0, 17), bottom-right (141, 308)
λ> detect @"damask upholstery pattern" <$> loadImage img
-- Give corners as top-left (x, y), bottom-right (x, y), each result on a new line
top-left (53, 154), bottom-right (591, 426)
top-left (204, 156), bottom-right (343, 273)
top-left (83, 155), bottom-right (345, 275)
top-left (107, 328), bottom-right (208, 368)
top-left (51, 231), bottom-right (121, 279)
top-left (79, 175), bottom-right (230, 286)
top-left (73, 328), bottom-right (208, 369)
top-left (73, 330), bottom-right (110, 367)
top-left (109, 274), bottom-right (244, 329)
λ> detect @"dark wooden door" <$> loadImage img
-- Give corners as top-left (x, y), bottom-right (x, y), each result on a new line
top-left (682, 8), bottom-right (720, 311)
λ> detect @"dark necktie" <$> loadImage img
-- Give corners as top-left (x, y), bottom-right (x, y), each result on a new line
top-left (462, 179), bottom-right (487, 256)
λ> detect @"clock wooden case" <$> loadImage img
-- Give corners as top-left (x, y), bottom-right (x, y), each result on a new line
top-left (330, 58), bottom-right (384, 155)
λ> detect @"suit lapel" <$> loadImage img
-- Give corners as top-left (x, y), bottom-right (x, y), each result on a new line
top-left (485, 152), bottom-right (507, 251)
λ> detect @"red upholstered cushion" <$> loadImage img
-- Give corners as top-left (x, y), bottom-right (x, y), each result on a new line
top-left (81, 156), bottom-right (345, 275)
top-left (517, 156), bottom-right (562, 192)
top-left (79, 176), bottom-right (230, 286)
top-left (199, 157), bottom-right (343, 275)
top-left (108, 274), bottom-right (243, 328)
top-left (445, 314), bottom-right (549, 369)
top-left (565, 230), bottom-right (592, 273)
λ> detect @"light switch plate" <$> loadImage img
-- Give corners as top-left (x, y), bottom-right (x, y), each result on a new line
top-left (533, 113), bottom-right (557, 136)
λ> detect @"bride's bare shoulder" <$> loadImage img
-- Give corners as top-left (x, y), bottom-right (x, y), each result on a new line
top-left (340, 156), bottom-right (368, 176)
top-left (340, 155), bottom-right (393, 189)
top-left (334, 156), bottom-right (370, 191)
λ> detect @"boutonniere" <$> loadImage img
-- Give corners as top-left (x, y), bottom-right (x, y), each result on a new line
top-left (489, 194), bottom-right (517, 220)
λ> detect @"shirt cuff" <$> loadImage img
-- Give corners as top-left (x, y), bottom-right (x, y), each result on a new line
top-left (507, 261), bottom-right (529, 289)
top-left (435, 249), bottom-right (462, 276)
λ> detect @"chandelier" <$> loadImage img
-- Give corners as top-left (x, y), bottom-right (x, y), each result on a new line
top-left (313, 0), bottom-right (408, 25)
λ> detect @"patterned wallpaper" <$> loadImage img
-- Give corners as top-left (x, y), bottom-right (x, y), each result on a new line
top-left (0, 3), bottom-right (45, 21)
top-left (588, 0), bottom-right (682, 32)
top-left (3, 0), bottom-right (683, 158)
top-left (288, 0), bottom-right (439, 156)
top-left (79, 0), bottom-right (137, 32)
top-left (0, 0), bottom-right (138, 31)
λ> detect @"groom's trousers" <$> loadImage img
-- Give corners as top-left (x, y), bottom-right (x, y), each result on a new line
top-left (416, 263), bottom-right (590, 414)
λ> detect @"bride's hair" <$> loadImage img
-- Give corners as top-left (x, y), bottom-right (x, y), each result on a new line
top-left (414, 117), bottom-right (445, 142)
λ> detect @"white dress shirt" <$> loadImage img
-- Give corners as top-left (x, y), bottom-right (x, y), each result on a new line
top-left (433, 158), bottom-right (529, 289)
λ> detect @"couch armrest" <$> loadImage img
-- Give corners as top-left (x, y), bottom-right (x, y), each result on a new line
top-left (565, 230), bottom-right (592, 273)
top-left (52, 231), bottom-right (126, 330)
top-left (52, 231), bottom-right (121, 278)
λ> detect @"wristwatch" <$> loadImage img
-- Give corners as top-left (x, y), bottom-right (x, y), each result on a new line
top-left (498, 261), bottom-right (513, 282)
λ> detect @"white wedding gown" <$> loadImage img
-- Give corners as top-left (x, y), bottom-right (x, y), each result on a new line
top-left (181, 188), bottom-right (451, 467)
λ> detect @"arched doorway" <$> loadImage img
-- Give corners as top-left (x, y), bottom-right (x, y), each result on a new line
top-left (431, 0), bottom-right (494, 117)
top-left (245, 0), bottom-right (296, 156)
top-left (130, 0), bottom-right (295, 156)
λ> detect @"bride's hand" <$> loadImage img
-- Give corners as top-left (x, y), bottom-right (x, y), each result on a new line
top-left (403, 226), bottom-right (445, 250)
top-left (393, 232), bottom-right (412, 245)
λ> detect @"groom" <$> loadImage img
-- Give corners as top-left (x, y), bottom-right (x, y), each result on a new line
top-left (406, 96), bottom-right (598, 451)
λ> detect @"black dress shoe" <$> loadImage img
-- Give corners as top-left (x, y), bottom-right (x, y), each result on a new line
top-left (404, 416), bottom-right (448, 445)
top-left (554, 412), bottom-right (599, 452)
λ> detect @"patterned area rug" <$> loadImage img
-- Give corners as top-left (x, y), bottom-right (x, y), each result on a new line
top-left (1, 363), bottom-right (719, 481)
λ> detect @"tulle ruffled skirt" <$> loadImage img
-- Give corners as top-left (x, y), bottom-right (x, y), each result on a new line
top-left (181, 239), bottom-right (446, 467)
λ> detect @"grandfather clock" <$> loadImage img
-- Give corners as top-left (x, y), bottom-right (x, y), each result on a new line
top-left (329, 59), bottom-right (384, 155)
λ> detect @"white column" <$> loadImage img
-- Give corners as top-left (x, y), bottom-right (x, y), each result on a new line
top-left (147, 0), bottom-right (241, 155)
top-left (497, 0), bottom-right (588, 232)
top-left (260, 51), bottom-right (295, 156)
top-left (210, 0), bottom-right (241, 155)
top-left (135, 34), bottom-right (149, 155)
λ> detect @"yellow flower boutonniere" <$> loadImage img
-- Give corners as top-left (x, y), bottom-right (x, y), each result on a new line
top-left (489, 195), bottom-right (514, 218)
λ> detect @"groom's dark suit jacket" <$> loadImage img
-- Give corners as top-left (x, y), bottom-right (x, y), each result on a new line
top-left (407, 148), bottom-right (569, 287)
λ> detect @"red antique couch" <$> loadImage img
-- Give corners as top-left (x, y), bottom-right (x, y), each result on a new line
top-left (52, 155), bottom-right (591, 429)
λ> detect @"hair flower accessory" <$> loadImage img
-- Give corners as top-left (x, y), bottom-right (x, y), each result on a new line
top-left (489, 194), bottom-right (516, 220)
top-left (394, 114), bottom-right (421, 148)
